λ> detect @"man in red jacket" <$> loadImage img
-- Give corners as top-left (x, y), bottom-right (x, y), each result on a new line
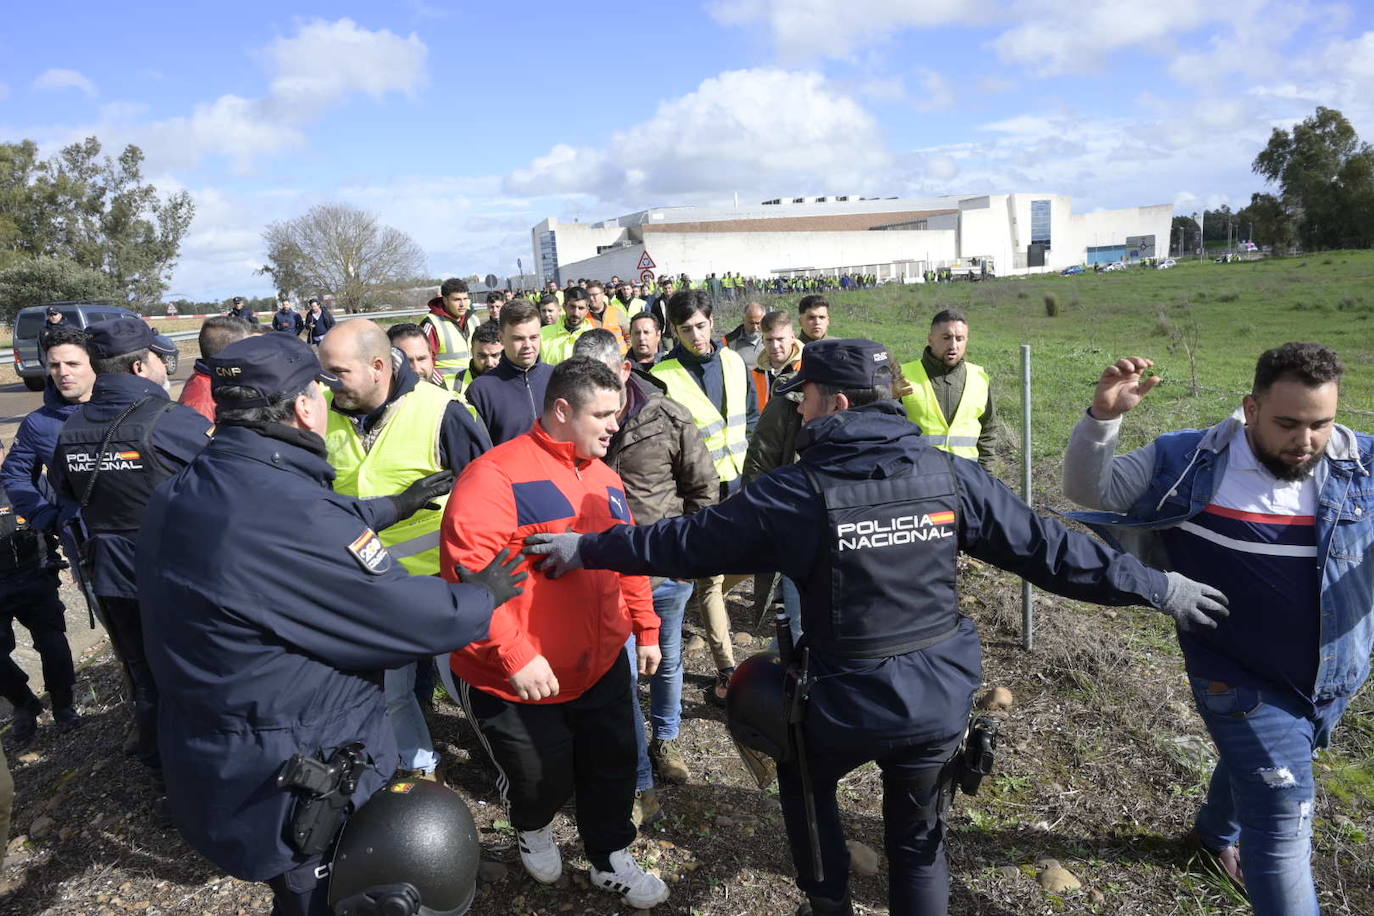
top-left (177, 316), bottom-right (251, 421)
top-left (440, 356), bottom-right (669, 911)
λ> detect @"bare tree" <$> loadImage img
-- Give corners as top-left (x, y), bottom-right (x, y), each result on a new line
top-left (260, 204), bottom-right (427, 313)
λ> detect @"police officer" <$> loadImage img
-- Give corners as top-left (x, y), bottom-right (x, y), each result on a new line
top-left (50, 318), bottom-right (210, 771)
top-left (0, 477), bottom-right (78, 745)
top-left (525, 338), bottom-right (1229, 916)
top-left (136, 333), bottom-right (523, 916)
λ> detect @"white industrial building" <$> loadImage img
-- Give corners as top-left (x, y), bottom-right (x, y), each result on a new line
top-left (530, 193), bottom-right (1172, 286)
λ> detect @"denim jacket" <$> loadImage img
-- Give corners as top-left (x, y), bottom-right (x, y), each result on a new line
top-left (1066, 414), bottom-right (1374, 704)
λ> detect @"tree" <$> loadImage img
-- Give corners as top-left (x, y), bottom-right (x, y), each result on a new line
top-left (1235, 193), bottom-right (1295, 253)
top-left (261, 204), bottom-right (427, 314)
top-left (1253, 106), bottom-right (1374, 250)
top-left (0, 137), bottom-right (194, 306)
top-left (0, 257), bottom-right (117, 325)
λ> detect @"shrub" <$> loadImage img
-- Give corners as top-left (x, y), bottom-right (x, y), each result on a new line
top-left (1044, 293), bottom-right (1059, 317)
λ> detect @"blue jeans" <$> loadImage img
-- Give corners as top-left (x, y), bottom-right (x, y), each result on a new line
top-left (1190, 676), bottom-right (1350, 916)
top-left (384, 662), bottom-right (438, 773)
top-left (626, 578), bottom-right (693, 792)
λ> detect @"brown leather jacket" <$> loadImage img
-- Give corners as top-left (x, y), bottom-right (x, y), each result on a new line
top-left (604, 372), bottom-right (718, 525)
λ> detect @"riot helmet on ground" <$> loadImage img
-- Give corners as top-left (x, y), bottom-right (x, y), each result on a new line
top-left (725, 651), bottom-right (790, 760)
top-left (330, 779), bottom-right (481, 916)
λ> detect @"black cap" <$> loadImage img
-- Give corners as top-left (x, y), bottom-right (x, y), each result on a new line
top-left (86, 318), bottom-right (179, 360)
top-left (199, 333), bottom-right (340, 408)
top-left (231, 296), bottom-right (244, 306)
top-left (774, 338), bottom-right (893, 394)
top-left (46, 306), bottom-right (61, 317)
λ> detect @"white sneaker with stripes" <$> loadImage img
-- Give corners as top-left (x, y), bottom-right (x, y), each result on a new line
top-left (516, 823), bottom-right (562, 884)
top-left (589, 848), bottom-right (670, 909)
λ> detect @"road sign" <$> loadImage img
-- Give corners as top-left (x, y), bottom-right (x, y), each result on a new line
top-left (636, 251), bottom-right (656, 271)
top-left (639, 269), bottom-right (655, 284)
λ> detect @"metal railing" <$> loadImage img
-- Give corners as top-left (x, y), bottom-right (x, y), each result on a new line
top-left (3, 307), bottom-right (429, 363)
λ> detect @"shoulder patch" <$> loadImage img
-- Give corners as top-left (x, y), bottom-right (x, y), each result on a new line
top-left (347, 528), bottom-right (393, 575)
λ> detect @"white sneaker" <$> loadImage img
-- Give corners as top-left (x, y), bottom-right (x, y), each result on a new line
top-left (590, 848), bottom-right (670, 909)
top-left (516, 823), bottom-right (562, 883)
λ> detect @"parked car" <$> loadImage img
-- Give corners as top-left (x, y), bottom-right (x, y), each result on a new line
top-left (1060, 265), bottom-right (1085, 276)
top-left (1102, 261), bottom-right (1127, 272)
top-left (11, 301), bottom-right (178, 391)
top-left (1156, 258), bottom-right (1178, 270)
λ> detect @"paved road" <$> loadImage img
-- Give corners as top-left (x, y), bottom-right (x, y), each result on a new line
top-left (2, 362), bottom-right (194, 715)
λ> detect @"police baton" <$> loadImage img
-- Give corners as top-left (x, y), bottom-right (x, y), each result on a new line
top-left (779, 608), bottom-right (824, 884)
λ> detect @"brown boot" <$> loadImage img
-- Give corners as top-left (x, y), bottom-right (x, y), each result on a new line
top-left (650, 738), bottom-right (690, 785)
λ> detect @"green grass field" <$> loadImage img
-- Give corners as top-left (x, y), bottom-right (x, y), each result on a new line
top-left (777, 251), bottom-right (1374, 475)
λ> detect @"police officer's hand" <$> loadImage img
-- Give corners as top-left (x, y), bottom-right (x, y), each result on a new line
top-left (1160, 572), bottom-right (1230, 632)
top-left (509, 654), bottom-right (560, 701)
top-left (522, 531), bottom-right (584, 578)
top-left (392, 470), bottom-right (456, 521)
top-left (1090, 357), bottom-right (1162, 420)
top-left (637, 644), bottom-right (661, 677)
top-left (456, 547), bottom-right (528, 608)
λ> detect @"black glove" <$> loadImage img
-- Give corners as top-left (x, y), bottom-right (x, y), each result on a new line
top-left (456, 547), bottom-right (528, 608)
top-left (389, 471), bottom-right (455, 522)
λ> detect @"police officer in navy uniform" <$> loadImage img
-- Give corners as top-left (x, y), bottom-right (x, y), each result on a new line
top-left (525, 338), bottom-right (1228, 916)
top-left (136, 333), bottom-right (523, 916)
top-left (49, 318), bottom-right (210, 772)
top-left (0, 478), bottom-right (78, 745)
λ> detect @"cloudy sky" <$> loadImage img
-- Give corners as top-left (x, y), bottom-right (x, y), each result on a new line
top-left (3, 1), bottom-right (1371, 298)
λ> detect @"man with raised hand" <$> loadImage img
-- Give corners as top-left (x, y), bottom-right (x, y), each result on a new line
top-left (1063, 344), bottom-right (1374, 912)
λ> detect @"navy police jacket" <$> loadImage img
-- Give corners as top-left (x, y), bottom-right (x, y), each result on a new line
top-left (50, 374), bottom-right (211, 598)
top-left (0, 379), bottom-right (80, 534)
top-left (137, 424), bottom-right (494, 881)
top-left (582, 401), bottom-right (1170, 747)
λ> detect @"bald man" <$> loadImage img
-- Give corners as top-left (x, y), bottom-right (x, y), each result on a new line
top-left (318, 320), bottom-right (491, 780)
top-left (722, 301), bottom-right (767, 369)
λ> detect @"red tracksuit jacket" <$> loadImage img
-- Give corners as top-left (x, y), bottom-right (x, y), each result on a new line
top-left (441, 421), bottom-right (658, 703)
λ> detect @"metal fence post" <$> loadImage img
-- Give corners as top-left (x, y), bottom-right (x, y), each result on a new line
top-left (1021, 344), bottom-right (1035, 651)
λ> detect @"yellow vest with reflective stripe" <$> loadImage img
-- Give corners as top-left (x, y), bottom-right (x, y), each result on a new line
top-left (325, 382), bottom-right (453, 574)
top-left (900, 359), bottom-right (989, 460)
top-left (651, 348), bottom-right (748, 482)
top-left (540, 323), bottom-right (589, 365)
top-left (420, 313), bottom-right (471, 379)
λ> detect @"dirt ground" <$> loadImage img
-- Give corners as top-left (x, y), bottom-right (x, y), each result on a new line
top-left (3, 561), bottom-right (1371, 916)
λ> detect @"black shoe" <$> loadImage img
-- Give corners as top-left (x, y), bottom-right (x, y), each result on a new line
top-left (10, 699), bottom-right (43, 745)
top-left (54, 706), bottom-right (82, 730)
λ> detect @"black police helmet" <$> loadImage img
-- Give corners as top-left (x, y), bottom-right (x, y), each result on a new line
top-left (329, 779), bottom-right (480, 916)
top-left (725, 651), bottom-right (789, 760)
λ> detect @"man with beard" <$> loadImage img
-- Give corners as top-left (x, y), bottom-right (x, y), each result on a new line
top-left (319, 320), bottom-right (491, 782)
top-left (1062, 344), bottom-right (1374, 913)
top-left (540, 287), bottom-right (593, 365)
top-left (901, 309), bottom-right (995, 469)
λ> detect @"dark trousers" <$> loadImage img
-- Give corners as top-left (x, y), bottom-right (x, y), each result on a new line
top-left (0, 569), bottom-right (75, 709)
top-left (778, 730), bottom-right (963, 915)
top-left (267, 859), bottom-right (331, 916)
top-left (102, 595), bottom-right (159, 769)
top-left (459, 651), bottom-right (637, 858)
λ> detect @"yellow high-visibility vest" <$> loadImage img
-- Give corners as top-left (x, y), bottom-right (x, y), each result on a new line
top-left (652, 347), bottom-right (748, 482)
top-left (901, 359), bottom-right (989, 460)
top-left (540, 323), bottom-right (589, 365)
top-left (419, 313), bottom-right (472, 381)
top-left (325, 382), bottom-right (454, 574)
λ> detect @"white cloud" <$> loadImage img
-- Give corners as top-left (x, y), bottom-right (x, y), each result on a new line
top-left (505, 69), bottom-right (890, 201)
top-left (33, 68), bottom-right (97, 97)
top-left (261, 18), bottom-right (427, 115)
top-left (709, 0), bottom-right (982, 59)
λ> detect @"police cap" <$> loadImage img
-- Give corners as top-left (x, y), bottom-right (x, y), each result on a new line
top-left (86, 318), bottom-right (178, 360)
top-left (200, 333), bottom-right (340, 408)
top-left (774, 338), bottom-right (892, 394)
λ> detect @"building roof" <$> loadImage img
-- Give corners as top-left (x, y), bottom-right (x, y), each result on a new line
top-left (639, 209), bottom-right (957, 234)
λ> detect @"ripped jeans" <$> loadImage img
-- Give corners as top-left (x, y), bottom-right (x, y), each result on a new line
top-left (1190, 676), bottom-right (1350, 916)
